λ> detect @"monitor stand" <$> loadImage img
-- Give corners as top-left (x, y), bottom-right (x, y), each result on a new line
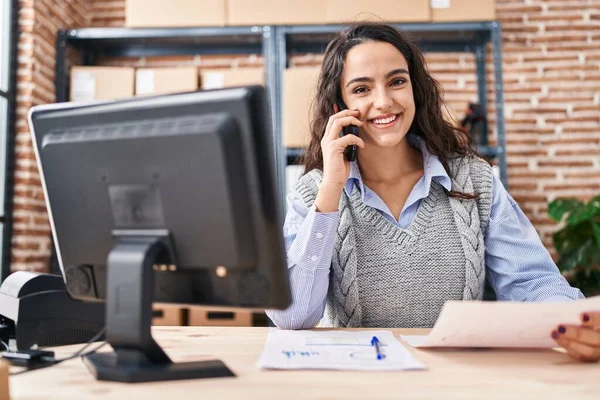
top-left (83, 233), bottom-right (235, 383)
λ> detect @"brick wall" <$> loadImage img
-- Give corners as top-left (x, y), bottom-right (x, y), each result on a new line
top-left (495, 0), bottom-right (600, 249)
top-left (10, 0), bottom-right (600, 272)
top-left (11, 0), bottom-right (90, 271)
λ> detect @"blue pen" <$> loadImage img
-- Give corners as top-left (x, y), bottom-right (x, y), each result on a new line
top-left (371, 336), bottom-right (384, 360)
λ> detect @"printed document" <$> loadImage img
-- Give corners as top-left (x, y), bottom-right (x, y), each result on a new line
top-left (257, 329), bottom-right (425, 371)
top-left (403, 295), bottom-right (600, 348)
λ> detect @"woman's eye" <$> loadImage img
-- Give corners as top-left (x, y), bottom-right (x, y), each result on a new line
top-left (352, 86), bottom-right (368, 94)
top-left (391, 78), bottom-right (406, 86)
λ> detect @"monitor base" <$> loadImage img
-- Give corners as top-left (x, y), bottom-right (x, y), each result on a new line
top-left (89, 232), bottom-right (235, 383)
top-left (84, 351), bottom-right (235, 383)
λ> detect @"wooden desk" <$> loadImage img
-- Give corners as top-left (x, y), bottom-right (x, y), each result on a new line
top-left (9, 327), bottom-right (600, 400)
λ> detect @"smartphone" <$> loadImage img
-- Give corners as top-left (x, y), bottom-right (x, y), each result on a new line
top-left (336, 99), bottom-right (359, 162)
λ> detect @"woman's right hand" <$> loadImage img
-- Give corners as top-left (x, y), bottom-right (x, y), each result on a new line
top-left (314, 107), bottom-right (365, 212)
top-left (320, 107), bottom-right (365, 188)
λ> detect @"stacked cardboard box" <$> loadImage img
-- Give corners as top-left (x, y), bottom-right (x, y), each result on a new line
top-left (188, 307), bottom-right (253, 327)
top-left (325, 0), bottom-right (430, 24)
top-left (430, 0), bottom-right (496, 22)
top-left (228, 0), bottom-right (327, 25)
top-left (152, 304), bottom-right (186, 326)
top-left (126, 0), bottom-right (226, 27)
top-left (200, 67), bottom-right (264, 89)
top-left (125, 0), bottom-right (496, 27)
top-left (135, 67), bottom-right (198, 96)
top-left (69, 67), bottom-right (135, 102)
top-left (283, 67), bottom-right (320, 148)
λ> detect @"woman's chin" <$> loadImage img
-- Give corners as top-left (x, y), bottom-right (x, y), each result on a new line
top-left (367, 132), bottom-right (408, 148)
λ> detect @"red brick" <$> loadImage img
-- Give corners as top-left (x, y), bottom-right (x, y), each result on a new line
top-left (509, 171), bottom-right (556, 179)
top-left (506, 148), bottom-right (549, 157)
top-left (543, 183), bottom-right (600, 191)
top-left (11, 255), bottom-right (52, 264)
top-left (554, 149), bottom-right (600, 156)
top-left (538, 160), bottom-right (595, 168)
top-left (561, 126), bottom-right (600, 134)
top-left (11, 241), bottom-right (41, 251)
top-left (511, 195), bottom-right (549, 204)
top-left (527, 13), bottom-right (586, 22)
top-left (541, 137), bottom-right (600, 145)
top-left (529, 218), bottom-right (557, 227)
top-left (509, 183), bottom-right (538, 191)
top-left (507, 161), bottom-right (530, 169)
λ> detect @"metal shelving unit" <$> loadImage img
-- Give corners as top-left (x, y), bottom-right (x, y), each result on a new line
top-left (55, 26), bottom-right (281, 175)
top-left (275, 21), bottom-right (507, 192)
top-left (54, 22), bottom-right (508, 223)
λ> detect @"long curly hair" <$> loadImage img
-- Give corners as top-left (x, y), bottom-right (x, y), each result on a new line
top-left (301, 23), bottom-right (481, 198)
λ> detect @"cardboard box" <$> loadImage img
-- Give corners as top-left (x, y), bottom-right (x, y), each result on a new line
top-left (126, 0), bottom-right (226, 27)
top-left (152, 304), bottom-right (186, 326)
top-left (135, 67), bottom-right (198, 96)
top-left (188, 307), bottom-right (253, 327)
top-left (326, 0), bottom-right (430, 24)
top-left (283, 67), bottom-right (320, 148)
top-left (431, 0), bottom-right (496, 22)
top-left (200, 67), bottom-right (264, 90)
top-left (228, 0), bottom-right (326, 25)
top-left (69, 66), bottom-right (135, 102)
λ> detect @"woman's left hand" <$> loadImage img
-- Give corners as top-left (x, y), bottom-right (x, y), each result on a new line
top-left (552, 312), bottom-right (600, 362)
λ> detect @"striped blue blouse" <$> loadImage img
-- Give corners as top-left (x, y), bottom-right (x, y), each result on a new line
top-left (267, 135), bottom-right (584, 330)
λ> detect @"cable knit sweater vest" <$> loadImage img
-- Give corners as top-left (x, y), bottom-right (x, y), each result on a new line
top-left (294, 156), bottom-right (493, 328)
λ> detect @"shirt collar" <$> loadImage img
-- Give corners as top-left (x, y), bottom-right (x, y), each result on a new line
top-left (343, 133), bottom-right (452, 197)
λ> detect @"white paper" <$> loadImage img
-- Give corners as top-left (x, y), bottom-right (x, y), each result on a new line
top-left (71, 71), bottom-right (96, 102)
top-left (257, 330), bottom-right (425, 371)
top-left (135, 70), bottom-right (155, 95)
top-left (431, 0), bottom-right (451, 9)
top-left (416, 295), bottom-right (600, 348)
top-left (203, 72), bottom-right (225, 89)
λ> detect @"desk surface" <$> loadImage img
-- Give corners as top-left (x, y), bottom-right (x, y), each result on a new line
top-left (9, 327), bottom-right (600, 400)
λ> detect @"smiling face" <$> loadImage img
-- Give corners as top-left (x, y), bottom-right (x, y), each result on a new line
top-left (339, 40), bottom-right (416, 150)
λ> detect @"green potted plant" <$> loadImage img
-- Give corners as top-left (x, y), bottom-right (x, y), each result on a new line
top-left (548, 195), bottom-right (600, 296)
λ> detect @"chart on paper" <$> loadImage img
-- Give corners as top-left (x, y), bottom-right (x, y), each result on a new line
top-left (257, 330), bottom-right (425, 371)
top-left (403, 295), bottom-right (600, 348)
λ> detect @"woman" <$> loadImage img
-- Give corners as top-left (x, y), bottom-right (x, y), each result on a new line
top-left (266, 23), bottom-right (599, 362)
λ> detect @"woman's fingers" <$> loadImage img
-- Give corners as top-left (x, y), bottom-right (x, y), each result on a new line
top-left (581, 312), bottom-right (600, 331)
top-left (335, 133), bottom-right (365, 150)
top-left (325, 110), bottom-right (361, 140)
top-left (556, 324), bottom-right (600, 347)
top-left (554, 335), bottom-right (593, 362)
top-left (330, 116), bottom-right (363, 138)
top-left (552, 330), bottom-right (600, 362)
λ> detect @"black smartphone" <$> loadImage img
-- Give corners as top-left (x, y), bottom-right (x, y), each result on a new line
top-left (336, 99), bottom-right (359, 162)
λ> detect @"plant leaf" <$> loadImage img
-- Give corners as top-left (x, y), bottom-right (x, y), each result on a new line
top-left (556, 239), bottom-right (594, 271)
top-left (592, 221), bottom-right (600, 249)
top-left (552, 222), bottom-right (592, 254)
top-left (566, 199), bottom-right (600, 225)
top-left (587, 195), bottom-right (600, 217)
top-left (548, 199), bottom-right (584, 222)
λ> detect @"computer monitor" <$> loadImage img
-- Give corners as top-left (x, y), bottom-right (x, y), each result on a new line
top-left (28, 86), bottom-right (291, 383)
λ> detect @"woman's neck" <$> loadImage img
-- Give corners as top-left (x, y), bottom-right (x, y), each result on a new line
top-left (357, 137), bottom-right (424, 184)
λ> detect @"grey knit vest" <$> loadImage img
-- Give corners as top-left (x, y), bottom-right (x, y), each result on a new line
top-left (294, 156), bottom-right (493, 328)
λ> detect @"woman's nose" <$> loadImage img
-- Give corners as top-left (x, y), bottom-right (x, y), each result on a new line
top-left (373, 89), bottom-right (393, 111)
